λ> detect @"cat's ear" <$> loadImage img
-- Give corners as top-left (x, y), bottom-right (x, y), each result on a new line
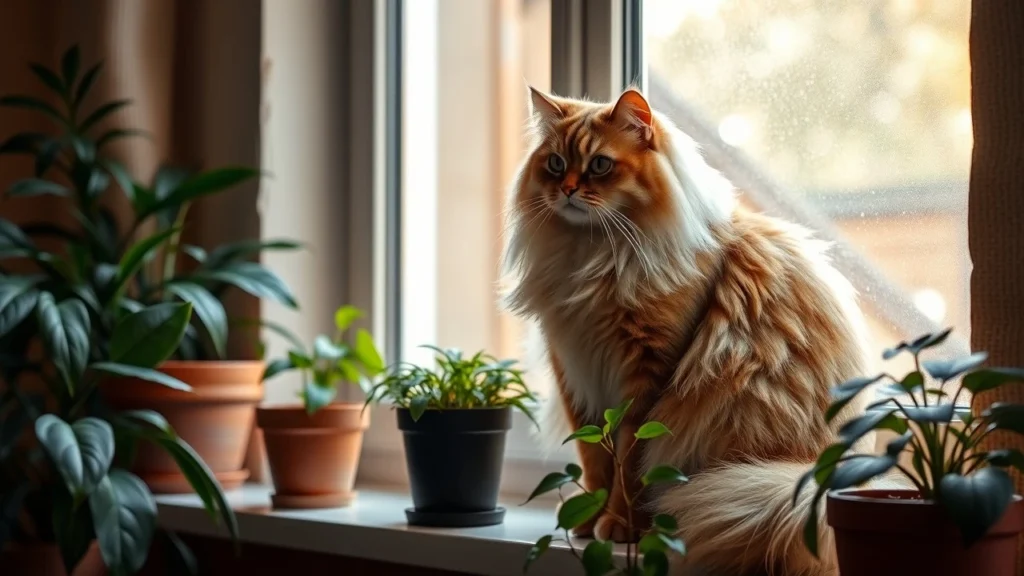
top-left (528, 86), bottom-right (563, 125)
top-left (611, 89), bottom-right (654, 141)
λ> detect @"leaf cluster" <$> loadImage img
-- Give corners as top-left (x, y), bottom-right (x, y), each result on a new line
top-left (522, 399), bottom-right (688, 576)
top-left (798, 327), bottom-right (1024, 556)
top-left (364, 345), bottom-right (538, 422)
top-left (0, 45), bottom-right (269, 573)
top-left (262, 305), bottom-right (385, 414)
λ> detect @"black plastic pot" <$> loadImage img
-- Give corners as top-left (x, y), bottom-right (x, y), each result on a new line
top-left (397, 406), bottom-right (512, 527)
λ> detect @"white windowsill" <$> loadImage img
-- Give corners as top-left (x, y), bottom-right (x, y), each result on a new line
top-left (156, 484), bottom-right (592, 576)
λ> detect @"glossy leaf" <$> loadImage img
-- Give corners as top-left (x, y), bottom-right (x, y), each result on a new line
top-left (604, 398), bottom-right (633, 433)
top-left (89, 469), bottom-right (157, 574)
top-left (110, 302), bottom-right (192, 368)
top-left (898, 371), bottom-right (924, 393)
top-left (36, 293), bottom-right (90, 391)
top-left (288, 350), bottom-right (313, 369)
top-left (353, 329), bottom-right (384, 374)
top-left (642, 465), bottom-right (688, 486)
top-left (523, 472), bottom-right (575, 504)
top-left (167, 282), bottom-right (227, 359)
top-left (802, 483), bottom-right (828, 558)
top-left (314, 335), bottom-right (346, 361)
top-left (636, 421), bottom-right (672, 439)
top-left (643, 549), bottom-right (670, 576)
top-left (565, 463), bottom-right (583, 480)
top-left (262, 358), bottom-right (294, 382)
top-left (987, 449), bottom-right (1024, 474)
top-left (335, 305), bottom-right (363, 331)
top-left (940, 467), bottom-right (1014, 547)
top-left (113, 227), bottom-right (180, 297)
top-left (52, 483), bottom-right (95, 575)
top-left (556, 489), bottom-right (607, 530)
top-left (303, 379), bottom-right (336, 415)
top-left (653, 513), bottom-right (678, 533)
top-left (34, 415), bottom-right (114, 497)
top-left (194, 261), bottom-right (297, 308)
top-left (826, 373), bottom-right (885, 422)
top-left (984, 403), bottom-right (1024, 436)
top-left (523, 535), bottom-right (552, 573)
top-left (885, 431), bottom-right (915, 457)
top-left (0, 277), bottom-right (41, 338)
top-left (903, 403), bottom-right (955, 424)
top-left (581, 539), bottom-right (614, 576)
top-left (143, 167), bottom-right (260, 218)
top-left (830, 455), bottom-right (898, 490)
top-left (923, 352), bottom-right (989, 382)
top-left (91, 362), bottom-right (191, 392)
top-left (563, 425), bottom-right (604, 445)
top-left (8, 178), bottom-right (68, 197)
top-left (838, 409), bottom-right (907, 446)
top-left (964, 368), bottom-right (1024, 394)
top-left (409, 395), bottom-right (430, 422)
top-left (205, 238), bottom-right (302, 269)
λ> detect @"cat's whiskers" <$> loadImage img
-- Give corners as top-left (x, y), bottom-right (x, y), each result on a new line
top-left (594, 208), bottom-right (621, 277)
top-left (604, 207), bottom-right (656, 281)
top-left (597, 204), bottom-right (651, 281)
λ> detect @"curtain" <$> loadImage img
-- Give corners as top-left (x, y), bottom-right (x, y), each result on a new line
top-left (969, 2), bottom-right (1024, 574)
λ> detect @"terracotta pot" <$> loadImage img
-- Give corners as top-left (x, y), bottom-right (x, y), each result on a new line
top-left (256, 403), bottom-right (369, 509)
top-left (827, 489), bottom-right (1024, 576)
top-left (1, 541), bottom-right (106, 576)
top-left (101, 360), bottom-right (264, 493)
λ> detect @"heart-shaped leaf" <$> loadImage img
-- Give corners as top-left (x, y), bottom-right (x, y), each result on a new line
top-left (523, 535), bottom-right (552, 573)
top-left (556, 488), bottom-right (607, 529)
top-left (603, 399), bottom-right (633, 434)
top-left (939, 468), bottom-right (1014, 547)
top-left (89, 469), bottom-right (157, 574)
top-left (653, 514), bottom-right (678, 534)
top-left (642, 465), bottom-right (688, 486)
top-left (636, 421), bottom-right (672, 439)
top-left (565, 463), bottom-right (583, 480)
top-left (110, 302), bottom-right (192, 368)
top-left (35, 415), bottom-right (114, 497)
top-left (923, 352), bottom-right (989, 382)
top-left (830, 455), bottom-right (898, 490)
top-left (964, 368), bottom-right (1024, 394)
top-left (581, 539), bottom-right (614, 576)
top-left (563, 425), bottom-right (604, 445)
top-left (334, 305), bottom-right (363, 331)
top-left (36, 293), bottom-right (90, 391)
top-left (303, 379), bottom-right (337, 415)
top-left (52, 483), bottom-right (95, 574)
top-left (353, 329), bottom-right (384, 374)
top-left (0, 276), bottom-right (41, 338)
top-left (167, 282), bottom-right (227, 359)
top-left (314, 335), bottom-right (346, 361)
top-left (523, 472), bottom-right (575, 504)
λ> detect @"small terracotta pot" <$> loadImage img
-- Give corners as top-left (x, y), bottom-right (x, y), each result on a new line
top-left (827, 489), bottom-right (1024, 576)
top-left (256, 403), bottom-right (369, 509)
top-left (101, 360), bottom-right (264, 493)
top-left (1, 541), bottom-right (106, 576)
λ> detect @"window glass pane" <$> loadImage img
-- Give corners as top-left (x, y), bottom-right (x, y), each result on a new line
top-left (645, 0), bottom-right (970, 377)
top-left (400, 0), bottom-right (552, 376)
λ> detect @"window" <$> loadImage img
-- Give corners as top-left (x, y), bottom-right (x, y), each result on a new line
top-left (362, 0), bottom-right (972, 487)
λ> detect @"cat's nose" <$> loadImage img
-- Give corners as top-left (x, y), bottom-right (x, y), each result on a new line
top-left (561, 185), bottom-right (578, 197)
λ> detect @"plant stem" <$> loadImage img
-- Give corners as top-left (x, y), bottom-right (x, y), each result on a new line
top-left (895, 463), bottom-right (928, 494)
top-left (160, 201), bottom-right (191, 300)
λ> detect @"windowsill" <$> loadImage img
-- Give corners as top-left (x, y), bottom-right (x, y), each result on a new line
top-left (156, 483), bottom-right (592, 575)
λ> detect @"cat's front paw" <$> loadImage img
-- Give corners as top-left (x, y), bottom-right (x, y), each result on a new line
top-left (594, 513), bottom-right (643, 543)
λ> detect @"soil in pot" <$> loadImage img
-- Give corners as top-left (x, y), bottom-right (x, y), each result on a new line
top-left (100, 360), bottom-right (264, 493)
top-left (1, 541), bottom-right (106, 576)
top-left (256, 403), bottom-right (369, 509)
top-left (827, 489), bottom-right (1024, 576)
top-left (397, 406), bottom-right (512, 528)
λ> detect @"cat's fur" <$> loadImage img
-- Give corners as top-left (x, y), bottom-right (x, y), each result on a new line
top-left (500, 88), bottom-right (877, 575)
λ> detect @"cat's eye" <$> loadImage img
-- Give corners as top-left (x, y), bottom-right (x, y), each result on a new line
top-left (589, 155), bottom-right (614, 176)
top-left (546, 154), bottom-right (566, 174)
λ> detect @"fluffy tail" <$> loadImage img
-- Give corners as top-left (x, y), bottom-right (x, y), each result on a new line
top-left (653, 462), bottom-right (848, 576)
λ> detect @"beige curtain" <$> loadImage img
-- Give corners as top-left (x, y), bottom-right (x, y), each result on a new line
top-left (969, 2), bottom-right (1024, 574)
top-left (0, 0), bottom-right (266, 476)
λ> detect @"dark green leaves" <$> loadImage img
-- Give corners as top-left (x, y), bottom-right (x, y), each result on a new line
top-left (642, 465), bottom-right (688, 487)
top-left (902, 403), bottom-right (955, 423)
top-left (984, 403), bottom-right (1024, 436)
top-left (194, 262), bottom-right (297, 309)
top-left (964, 368), bottom-right (1024, 394)
top-left (987, 449), bottom-right (1024, 474)
top-left (90, 362), bottom-right (192, 392)
top-left (167, 282), bottom-right (227, 359)
top-left (939, 468), bottom-right (1015, 547)
top-left (883, 327), bottom-right (952, 360)
top-left (0, 95), bottom-right (65, 125)
top-left (523, 535), bottom-right (552, 573)
top-left (563, 425), bottom-right (604, 444)
top-left (8, 178), bottom-right (68, 197)
top-left (302, 379), bottom-right (337, 415)
top-left (113, 227), bottom-right (180, 298)
top-left (557, 489), bottom-right (607, 530)
top-left (79, 99), bottom-right (131, 134)
top-left (52, 483), bottom-right (95, 575)
top-left (0, 276), bottom-right (41, 338)
top-left (603, 399), bottom-right (633, 434)
top-left (61, 45), bottom-right (80, 88)
top-left (827, 374), bottom-right (885, 422)
top-left (830, 456), bottom-right (898, 490)
top-left (34, 415), bottom-right (114, 498)
top-left (36, 293), bottom-right (91, 391)
top-left (523, 463), bottom-right (582, 504)
top-left (204, 238), bottom-right (302, 269)
top-left (89, 469), bottom-right (157, 574)
top-left (109, 302), bottom-right (192, 368)
top-left (838, 409), bottom-right (907, 446)
top-left (581, 540), bottom-right (614, 576)
top-left (141, 167), bottom-right (260, 219)
top-left (923, 352), bottom-right (989, 382)
top-left (635, 421), bottom-right (671, 439)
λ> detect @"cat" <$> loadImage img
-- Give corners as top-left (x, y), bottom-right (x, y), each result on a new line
top-left (499, 87), bottom-right (878, 576)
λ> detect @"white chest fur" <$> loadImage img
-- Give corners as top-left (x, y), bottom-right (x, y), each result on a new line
top-left (544, 310), bottom-right (626, 423)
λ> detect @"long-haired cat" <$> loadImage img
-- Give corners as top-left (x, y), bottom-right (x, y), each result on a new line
top-left (500, 87), bottom-right (877, 575)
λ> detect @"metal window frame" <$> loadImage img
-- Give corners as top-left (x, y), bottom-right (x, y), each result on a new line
top-left (551, 0), bottom-right (640, 100)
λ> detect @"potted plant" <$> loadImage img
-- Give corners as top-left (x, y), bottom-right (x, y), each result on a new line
top-left (364, 346), bottom-right (537, 527)
top-left (797, 327), bottom-right (1024, 576)
top-left (0, 46), bottom-right (239, 575)
top-left (256, 304), bottom-right (384, 509)
top-left (0, 45), bottom-right (301, 494)
top-left (521, 399), bottom-right (689, 576)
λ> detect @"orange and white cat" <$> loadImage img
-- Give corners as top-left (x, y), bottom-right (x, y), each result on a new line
top-left (500, 88), bottom-right (876, 575)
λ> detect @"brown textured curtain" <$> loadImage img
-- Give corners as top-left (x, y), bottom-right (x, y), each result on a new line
top-left (0, 0), bottom-right (265, 475)
top-left (969, 1), bottom-right (1024, 574)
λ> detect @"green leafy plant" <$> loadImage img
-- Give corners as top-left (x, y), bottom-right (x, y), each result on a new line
top-left (522, 399), bottom-right (688, 576)
top-left (363, 346), bottom-right (537, 422)
top-left (261, 305), bottom-right (385, 414)
top-left (0, 45), bottom-right (271, 573)
top-left (797, 327), bottom-right (1024, 556)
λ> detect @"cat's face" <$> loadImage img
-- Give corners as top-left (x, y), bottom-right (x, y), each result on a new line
top-left (517, 88), bottom-right (668, 227)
